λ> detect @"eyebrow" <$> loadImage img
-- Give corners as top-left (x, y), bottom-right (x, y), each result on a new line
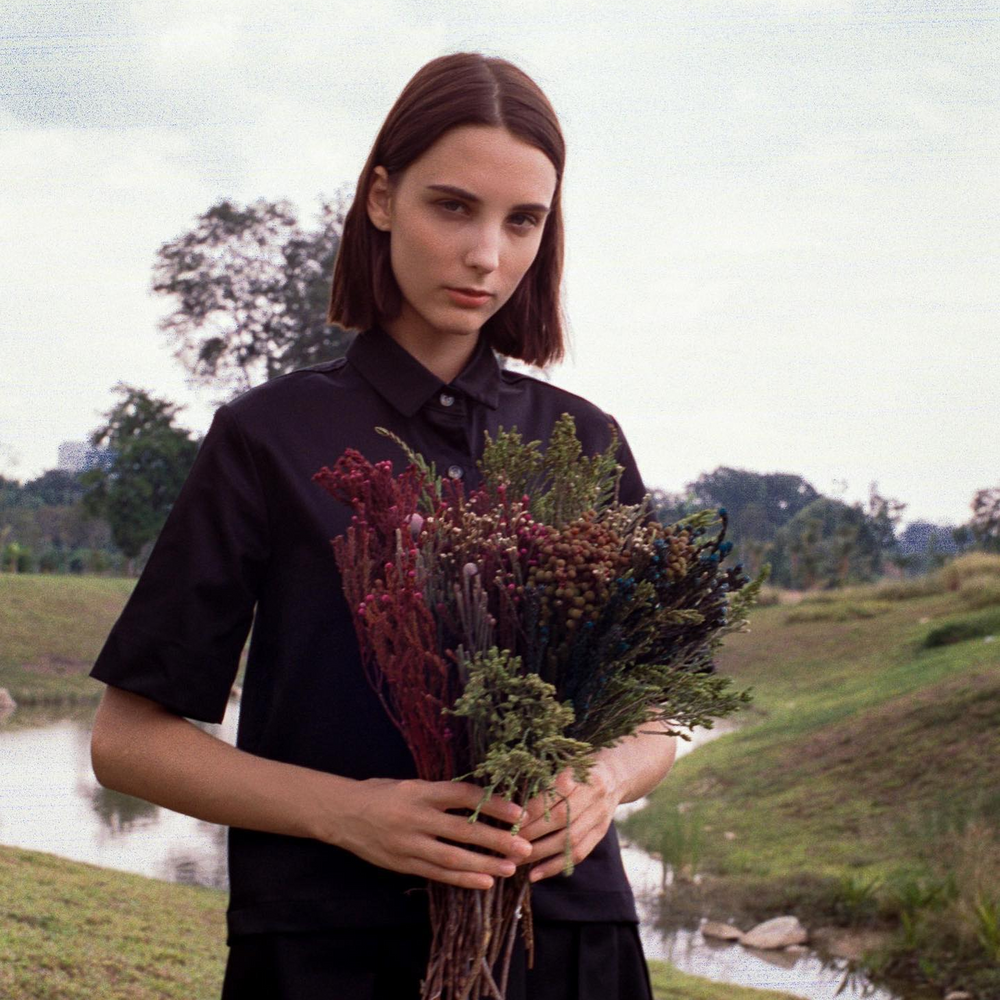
top-left (425, 184), bottom-right (551, 215)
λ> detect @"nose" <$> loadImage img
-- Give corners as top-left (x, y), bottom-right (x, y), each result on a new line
top-left (463, 223), bottom-right (500, 273)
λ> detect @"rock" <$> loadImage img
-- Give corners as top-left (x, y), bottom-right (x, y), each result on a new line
top-left (741, 915), bottom-right (808, 950)
top-left (945, 992), bottom-right (973, 1000)
top-left (701, 920), bottom-right (744, 941)
top-left (723, 830), bottom-right (737, 840)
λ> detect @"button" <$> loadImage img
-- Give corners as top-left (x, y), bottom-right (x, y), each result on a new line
top-left (439, 392), bottom-right (455, 407)
top-left (447, 465), bottom-right (464, 480)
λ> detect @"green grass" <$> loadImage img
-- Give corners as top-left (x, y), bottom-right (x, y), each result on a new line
top-left (622, 573), bottom-right (1000, 997)
top-left (0, 573), bottom-right (248, 710)
top-left (0, 574), bottom-right (134, 706)
top-left (0, 845), bottom-right (228, 999)
top-left (645, 959), bottom-right (799, 999)
top-left (0, 845), bottom-right (794, 1000)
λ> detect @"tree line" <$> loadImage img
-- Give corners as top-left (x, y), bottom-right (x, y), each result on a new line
top-left (3, 194), bottom-right (997, 583)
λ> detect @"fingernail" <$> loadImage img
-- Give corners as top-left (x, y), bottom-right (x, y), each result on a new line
top-left (529, 870), bottom-right (543, 882)
top-left (500, 862), bottom-right (516, 876)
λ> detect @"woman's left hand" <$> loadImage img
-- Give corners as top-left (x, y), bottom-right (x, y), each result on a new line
top-left (516, 758), bottom-right (624, 883)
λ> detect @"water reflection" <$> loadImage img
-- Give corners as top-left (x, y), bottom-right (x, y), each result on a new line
top-left (0, 705), bottom-right (921, 998)
top-left (613, 722), bottom-right (915, 1000)
top-left (90, 785), bottom-right (159, 833)
top-left (0, 697), bottom-right (239, 888)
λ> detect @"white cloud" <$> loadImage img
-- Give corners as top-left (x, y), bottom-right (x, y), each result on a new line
top-left (1, 0), bottom-right (996, 529)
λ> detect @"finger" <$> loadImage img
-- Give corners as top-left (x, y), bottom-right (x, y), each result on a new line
top-left (520, 784), bottom-right (571, 828)
top-left (420, 838), bottom-right (521, 880)
top-left (431, 782), bottom-right (524, 827)
top-left (437, 813), bottom-right (532, 861)
top-left (520, 784), bottom-right (593, 841)
top-left (526, 801), bottom-right (608, 867)
top-left (529, 821), bottom-right (607, 883)
top-left (406, 857), bottom-right (496, 891)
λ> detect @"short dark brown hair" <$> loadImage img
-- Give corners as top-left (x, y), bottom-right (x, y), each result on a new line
top-left (327, 52), bottom-right (567, 368)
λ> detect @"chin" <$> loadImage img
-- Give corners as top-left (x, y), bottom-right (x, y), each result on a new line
top-left (430, 311), bottom-right (486, 337)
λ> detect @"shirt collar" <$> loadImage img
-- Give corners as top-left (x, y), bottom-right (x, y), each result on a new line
top-left (346, 324), bottom-right (502, 418)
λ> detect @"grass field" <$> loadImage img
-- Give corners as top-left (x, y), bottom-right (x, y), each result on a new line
top-left (621, 554), bottom-right (1000, 999)
top-left (0, 574), bottom-right (134, 706)
top-left (0, 573), bottom-right (248, 714)
top-left (0, 845), bottom-right (798, 1000)
top-left (3, 562), bottom-right (999, 996)
top-left (0, 571), bottom-right (802, 999)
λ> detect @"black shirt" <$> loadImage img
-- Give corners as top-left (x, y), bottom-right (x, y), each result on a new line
top-left (90, 325), bottom-right (649, 940)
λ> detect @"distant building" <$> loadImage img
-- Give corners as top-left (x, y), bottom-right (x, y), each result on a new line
top-left (57, 441), bottom-right (112, 474)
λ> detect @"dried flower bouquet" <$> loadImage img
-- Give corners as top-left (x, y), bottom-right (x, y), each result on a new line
top-left (314, 413), bottom-right (766, 999)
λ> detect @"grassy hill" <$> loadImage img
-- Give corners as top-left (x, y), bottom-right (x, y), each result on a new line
top-left (0, 571), bottom-right (800, 999)
top-left (0, 574), bottom-right (134, 706)
top-left (622, 553), bottom-right (1000, 999)
top-left (0, 845), bottom-right (798, 1000)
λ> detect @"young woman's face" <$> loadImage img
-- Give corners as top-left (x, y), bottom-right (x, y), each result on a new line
top-left (367, 124), bottom-right (558, 343)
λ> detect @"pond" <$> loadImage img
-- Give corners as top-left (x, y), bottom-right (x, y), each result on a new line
top-left (0, 702), bottom-right (925, 999)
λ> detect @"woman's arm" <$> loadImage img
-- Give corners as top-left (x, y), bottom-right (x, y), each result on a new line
top-left (593, 714), bottom-right (679, 805)
top-left (90, 685), bottom-right (532, 890)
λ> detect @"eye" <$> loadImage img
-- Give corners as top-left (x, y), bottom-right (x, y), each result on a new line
top-left (437, 199), bottom-right (468, 215)
top-left (509, 212), bottom-right (540, 230)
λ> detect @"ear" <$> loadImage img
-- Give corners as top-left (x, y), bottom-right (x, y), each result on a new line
top-left (366, 166), bottom-right (393, 232)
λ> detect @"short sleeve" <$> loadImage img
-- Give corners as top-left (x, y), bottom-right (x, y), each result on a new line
top-left (89, 403), bottom-right (271, 723)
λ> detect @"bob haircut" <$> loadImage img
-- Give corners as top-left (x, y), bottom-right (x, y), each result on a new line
top-left (327, 51), bottom-right (567, 368)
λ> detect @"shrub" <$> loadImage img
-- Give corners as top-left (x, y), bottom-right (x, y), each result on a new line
top-left (754, 586), bottom-right (782, 606)
top-left (957, 574), bottom-right (1000, 611)
top-left (785, 601), bottom-right (892, 624)
top-left (922, 606), bottom-right (1000, 648)
top-left (871, 576), bottom-right (945, 601)
top-left (932, 552), bottom-right (1000, 593)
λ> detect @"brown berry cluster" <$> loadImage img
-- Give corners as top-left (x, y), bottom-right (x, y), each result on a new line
top-left (523, 509), bottom-right (629, 632)
top-left (655, 523), bottom-right (698, 584)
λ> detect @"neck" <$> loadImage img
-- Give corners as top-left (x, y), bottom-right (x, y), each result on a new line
top-left (381, 310), bottom-right (480, 385)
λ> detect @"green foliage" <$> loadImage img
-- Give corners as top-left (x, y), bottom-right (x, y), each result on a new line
top-left (833, 873), bottom-right (884, 924)
top-left (375, 426), bottom-right (443, 510)
top-left (477, 413), bottom-right (626, 526)
top-left (972, 895), bottom-right (1000, 962)
top-left (80, 384), bottom-right (199, 563)
top-left (685, 468), bottom-right (822, 544)
top-left (922, 606), bottom-right (1000, 648)
top-left (446, 647), bottom-right (593, 819)
top-left (656, 803), bottom-right (705, 886)
top-left (784, 600), bottom-right (892, 624)
top-left (957, 574), bottom-right (1000, 610)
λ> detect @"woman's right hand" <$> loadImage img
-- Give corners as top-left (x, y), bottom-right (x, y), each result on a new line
top-left (327, 777), bottom-right (533, 891)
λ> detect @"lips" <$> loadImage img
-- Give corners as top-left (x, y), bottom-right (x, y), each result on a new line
top-left (445, 287), bottom-right (494, 307)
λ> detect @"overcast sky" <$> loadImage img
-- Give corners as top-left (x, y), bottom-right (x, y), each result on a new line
top-left (2, 0), bottom-right (997, 529)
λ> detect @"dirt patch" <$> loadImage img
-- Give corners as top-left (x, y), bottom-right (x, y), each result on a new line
top-left (19, 655), bottom-right (92, 677)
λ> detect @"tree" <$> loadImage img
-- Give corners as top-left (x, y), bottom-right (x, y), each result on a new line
top-left (768, 496), bottom-right (888, 589)
top-left (863, 481), bottom-right (906, 571)
top-left (80, 384), bottom-right (199, 574)
top-left (22, 469), bottom-right (87, 507)
top-left (151, 193), bottom-right (355, 398)
top-left (687, 467), bottom-right (822, 543)
top-left (970, 486), bottom-right (1000, 553)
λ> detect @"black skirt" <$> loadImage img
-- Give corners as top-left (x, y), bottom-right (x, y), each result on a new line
top-left (220, 920), bottom-right (654, 1000)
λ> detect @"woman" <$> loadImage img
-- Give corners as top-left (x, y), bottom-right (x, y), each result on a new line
top-left (89, 51), bottom-right (678, 999)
